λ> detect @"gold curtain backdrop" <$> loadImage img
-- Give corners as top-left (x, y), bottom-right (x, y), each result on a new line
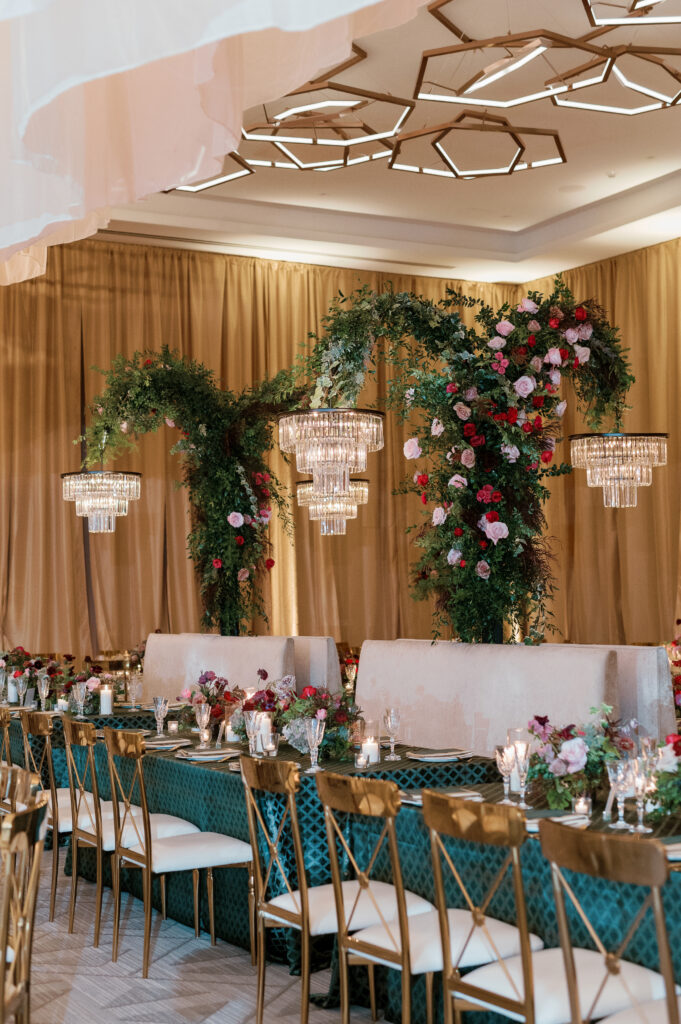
top-left (0, 237), bottom-right (676, 656)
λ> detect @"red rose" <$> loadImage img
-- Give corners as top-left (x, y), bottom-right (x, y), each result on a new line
top-left (453, 527), bottom-right (463, 537)
top-left (667, 733), bottom-right (681, 757)
top-left (492, 491), bottom-right (502, 502)
top-left (335, 711), bottom-right (348, 724)
top-left (522, 422), bottom-right (532, 433)
top-left (541, 450), bottom-right (553, 464)
top-left (212, 558), bottom-right (222, 569)
top-left (235, 536), bottom-right (245, 547)
top-left (417, 474), bottom-right (429, 487)
top-left (470, 435), bottom-right (485, 447)
top-left (463, 423), bottom-right (476, 438)
top-left (546, 384), bottom-right (555, 394)
top-left (507, 408), bottom-right (518, 425)
top-left (446, 383), bottom-right (458, 394)
top-left (485, 510), bottom-right (499, 523)
top-left (263, 472), bottom-right (271, 483)
top-left (575, 306), bottom-right (587, 321)
top-left (144, 358), bottom-right (153, 366)
top-left (549, 317), bottom-right (560, 329)
top-left (420, 492), bottom-right (427, 505)
top-left (261, 488), bottom-right (270, 498)
top-left (301, 686), bottom-right (317, 698)
top-left (573, 357), bottom-right (580, 369)
top-left (480, 540), bottom-right (488, 549)
top-left (559, 348), bottom-right (569, 362)
top-left (493, 412), bottom-right (507, 422)
top-left (265, 558), bottom-right (275, 570)
top-left (533, 415), bottom-right (543, 430)
top-left (514, 346), bottom-right (527, 357)
top-left (211, 704), bottom-right (223, 719)
top-left (527, 334), bottom-right (536, 347)
top-left (532, 396), bottom-right (544, 408)
top-left (459, 559), bottom-right (466, 568)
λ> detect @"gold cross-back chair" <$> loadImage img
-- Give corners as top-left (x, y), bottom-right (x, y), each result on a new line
top-left (0, 707), bottom-right (13, 768)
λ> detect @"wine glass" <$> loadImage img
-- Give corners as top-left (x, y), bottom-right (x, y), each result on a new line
top-left (513, 741), bottom-right (531, 810)
top-left (495, 745), bottom-right (516, 805)
top-left (607, 760), bottom-right (634, 831)
top-left (304, 718), bottom-right (325, 774)
top-left (16, 674), bottom-right (28, 708)
top-left (632, 763), bottom-right (653, 834)
top-left (194, 703), bottom-right (212, 749)
top-left (129, 677), bottom-right (142, 710)
top-left (243, 710), bottom-right (261, 757)
top-left (74, 681), bottom-right (88, 719)
top-left (37, 673), bottom-right (50, 712)
top-left (153, 696), bottom-right (169, 737)
top-left (383, 707), bottom-right (401, 762)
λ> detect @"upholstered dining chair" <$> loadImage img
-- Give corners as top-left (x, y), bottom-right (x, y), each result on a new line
top-left (0, 792), bottom-right (49, 1024)
top-left (103, 728), bottom-right (253, 977)
top-left (539, 819), bottom-right (679, 1024)
top-left (0, 707), bottom-right (12, 767)
top-left (21, 710), bottom-right (72, 921)
top-left (315, 772), bottom-right (437, 1024)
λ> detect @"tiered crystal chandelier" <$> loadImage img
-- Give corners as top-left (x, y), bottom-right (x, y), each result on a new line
top-left (569, 433), bottom-right (667, 508)
top-left (297, 479), bottom-right (369, 536)
top-left (62, 470), bottom-right (142, 532)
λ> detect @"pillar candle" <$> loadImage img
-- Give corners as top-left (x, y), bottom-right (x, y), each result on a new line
top-left (361, 738), bottom-right (380, 764)
top-left (99, 687), bottom-right (113, 715)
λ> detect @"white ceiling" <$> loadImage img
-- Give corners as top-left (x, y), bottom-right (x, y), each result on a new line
top-left (106, 0), bottom-right (681, 282)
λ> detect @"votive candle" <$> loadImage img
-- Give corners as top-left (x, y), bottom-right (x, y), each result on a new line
top-left (167, 721), bottom-right (179, 735)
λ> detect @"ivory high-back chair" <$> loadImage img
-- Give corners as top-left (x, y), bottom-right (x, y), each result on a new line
top-left (104, 728), bottom-right (252, 977)
top-left (0, 794), bottom-right (49, 1024)
top-left (21, 711), bottom-right (72, 921)
top-left (539, 819), bottom-right (678, 1024)
top-left (315, 772), bottom-right (435, 1024)
top-left (0, 707), bottom-right (12, 767)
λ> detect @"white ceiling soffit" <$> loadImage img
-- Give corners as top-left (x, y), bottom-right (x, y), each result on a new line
top-left (107, 0), bottom-right (681, 283)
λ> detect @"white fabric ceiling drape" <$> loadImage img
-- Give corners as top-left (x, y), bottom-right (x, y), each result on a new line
top-left (0, 0), bottom-right (427, 285)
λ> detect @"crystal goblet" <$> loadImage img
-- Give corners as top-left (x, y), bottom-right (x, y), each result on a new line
top-left (194, 704), bottom-right (212, 748)
top-left (153, 696), bottom-right (169, 737)
top-left (513, 741), bottom-right (531, 810)
top-left (607, 760), bottom-right (634, 831)
top-left (38, 673), bottom-right (50, 712)
top-left (16, 675), bottom-right (28, 708)
top-left (304, 718), bottom-right (326, 774)
top-left (74, 681), bottom-right (88, 719)
top-left (383, 707), bottom-right (401, 762)
top-left (495, 744), bottom-right (516, 805)
top-left (243, 710), bottom-right (261, 757)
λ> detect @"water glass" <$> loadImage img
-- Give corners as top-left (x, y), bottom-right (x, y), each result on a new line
top-left (16, 675), bottom-right (28, 708)
top-left (495, 745), bottom-right (516, 805)
top-left (633, 765), bottom-right (653, 834)
top-left (38, 673), bottom-right (50, 712)
top-left (74, 681), bottom-right (88, 719)
top-left (263, 734), bottom-right (280, 757)
top-left (304, 718), bottom-right (326, 774)
top-left (153, 696), bottom-right (169, 737)
top-left (243, 710), bottom-right (261, 757)
top-left (129, 677), bottom-right (142, 710)
top-left (383, 707), bottom-right (401, 761)
top-left (194, 703), bottom-right (212, 748)
top-left (513, 741), bottom-right (531, 810)
top-left (607, 760), bottom-right (634, 831)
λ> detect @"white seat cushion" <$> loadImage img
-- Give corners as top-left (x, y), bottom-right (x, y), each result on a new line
top-left (460, 947), bottom-right (669, 1024)
top-left (123, 831), bottom-right (252, 874)
top-left (350, 908), bottom-right (545, 975)
top-left (82, 810), bottom-right (200, 852)
top-left (601, 996), bottom-right (680, 1024)
top-left (48, 788), bottom-right (116, 833)
top-left (263, 880), bottom-right (433, 937)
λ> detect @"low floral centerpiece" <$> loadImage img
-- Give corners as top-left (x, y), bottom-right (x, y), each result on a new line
top-left (178, 670), bottom-right (245, 728)
top-left (279, 686), bottom-right (360, 760)
top-left (649, 734), bottom-right (681, 818)
top-left (527, 705), bottom-right (635, 809)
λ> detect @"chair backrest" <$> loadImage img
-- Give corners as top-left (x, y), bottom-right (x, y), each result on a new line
top-left (0, 707), bottom-right (12, 766)
top-left (63, 718), bottom-right (103, 841)
top-left (315, 772), bottom-right (411, 969)
top-left (240, 757), bottom-right (307, 925)
top-left (20, 712), bottom-right (59, 830)
top-left (539, 819), bottom-right (678, 1024)
top-left (0, 797), bottom-right (49, 1017)
top-left (422, 791), bottom-right (535, 1023)
top-left (0, 765), bottom-right (42, 814)
top-left (103, 728), bottom-right (151, 863)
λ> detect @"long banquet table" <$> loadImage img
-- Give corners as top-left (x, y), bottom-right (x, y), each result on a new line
top-left (10, 712), bottom-right (681, 1024)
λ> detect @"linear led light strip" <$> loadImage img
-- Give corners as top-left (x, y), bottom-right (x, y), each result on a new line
top-left (176, 168), bottom-right (251, 192)
top-left (585, 0), bottom-right (681, 23)
top-left (466, 43), bottom-right (548, 94)
top-left (391, 156), bottom-right (563, 177)
top-left (242, 106), bottom-right (411, 147)
top-left (273, 99), bottom-right (361, 121)
top-left (554, 63), bottom-right (678, 113)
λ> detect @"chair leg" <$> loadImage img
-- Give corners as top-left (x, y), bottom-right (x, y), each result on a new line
top-left (300, 924), bottom-right (310, 1024)
top-left (192, 869), bottom-right (200, 938)
top-left (248, 868), bottom-right (256, 965)
top-left (142, 868), bottom-right (152, 979)
top-left (68, 838), bottom-right (79, 934)
top-left (160, 874), bottom-right (166, 921)
top-left (425, 972), bottom-right (434, 1024)
top-left (111, 854), bottom-right (121, 963)
top-left (339, 947), bottom-right (350, 1024)
top-left (367, 963), bottom-right (377, 1021)
top-left (401, 968), bottom-right (411, 1024)
top-left (49, 827), bottom-right (59, 922)
top-left (206, 868), bottom-right (215, 946)
top-left (256, 917), bottom-right (267, 1024)
top-left (94, 845), bottom-right (103, 948)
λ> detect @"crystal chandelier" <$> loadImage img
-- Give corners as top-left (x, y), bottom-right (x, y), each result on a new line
top-left (297, 478), bottom-right (369, 535)
top-left (279, 409), bottom-right (384, 497)
top-left (62, 470), bottom-right (142, 533)
top-left (569, 433), bottom-right (667, 508)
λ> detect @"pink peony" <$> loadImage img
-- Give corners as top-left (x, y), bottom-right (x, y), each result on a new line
top-left (516, 297), bottom-right (539, 314)
top-left (500, 443), bottom-right (520, 463)
top-left (488, 336), bottom-right (507, 351)
top-left (403, 437), bottom-right (422, 460)
top-left (316, 708), bottom-right (327, 720)
top-left (574, 344), bottom-right (591, 364)
top-left (453, 402), bottom-right (471, 420)
top-left (448, 474), bottom-right (467, 489)
top-left (432, 506), bottom-right (447, 526)
top-left (528, 319), bottom-right (541, 332)
top-left (461, 448), bottom-right (475, 469)
top-left (447, 548), bottom-right (462, 566)
top-left (555, 400), bottom-right (567, 418)
top-left (485, 521), bottom-right (509, 545)
top-left (559, 737), bottom-right (588, 773)
top-left (528, 716), bottom-right (553, 742)
top-left (431, 418), bottom-right (445, 437)
top-left (86, 676), bottom-right (100, 692)
top-left (549, 758), bottom-right (568, 777)
top-left (180, 687), bottom-right (192, 701)
top-left (495, 320), bottom-right (515, 337)
top-left (475, 560), bottom-right (491, 579)
top-left (544, 348), bottom-right (563, 366)
top-left (563, 327), bottom-right (579, 344)
top-left (513, 375), bottom-right (536, 398)
top-left (578, 323), bottom-right (593, 340)
top-left (464, 387), bottom-right (478, 401)
top-left (237, 568), bottom-right (250, 582)
top-left (228, 512), bottom-right (244, 528)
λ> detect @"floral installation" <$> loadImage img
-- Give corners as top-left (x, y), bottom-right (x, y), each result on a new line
top-left (649, 733), bottom-right (681, 818)
top-left (526, 704), bottom-right (635, 809)
top-left (279, 686), bottom-right (361, 760)
top-left (666, 620), bottom-right (681, 722)
top-left (178, 669), bottom-right (246, 728)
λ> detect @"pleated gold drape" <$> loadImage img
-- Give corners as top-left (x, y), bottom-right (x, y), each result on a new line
top-left (0, 236), bottom-right (677, 655)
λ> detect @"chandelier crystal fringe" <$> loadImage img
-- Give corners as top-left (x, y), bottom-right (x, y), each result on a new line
top-left (279, 408), bottom-right (383, 498)
top-left (569, 433), bottom-right (667, 508)
top-left (62, 470), bottom-right (142, 533)
top-left (297, 478), bottom-right (369, 535)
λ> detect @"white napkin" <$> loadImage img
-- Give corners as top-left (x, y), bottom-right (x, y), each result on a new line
top-left (525, 814), bottom-right (590, 834)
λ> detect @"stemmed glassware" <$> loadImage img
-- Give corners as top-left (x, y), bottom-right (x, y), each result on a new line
top-left (304, 718), bottom-right (325, 774)
top-left (37, 673), bottom-right (50, 712)
top-left (16, 674), bottom-right (28, 708)
top-left (383, 707), bottom-right (401, 762)
top-left (632, 761), bottom-right (653, 834)
top-left (74, 681), bottom-right (88, 719)
top-left (194, 703), bottom-right (212, 748)
top-left (495, 745), bottom-right (516, 805)
top-left (153, 696), bottom-right (169, 737)
top-left (607, 760), bottom-right (634, 831)
top-left (129, 677), bottom-right (142, 710)
top-left (513, 741), bottom-right (531, 810)
top-left (243, 710), bottom-right (261, 757)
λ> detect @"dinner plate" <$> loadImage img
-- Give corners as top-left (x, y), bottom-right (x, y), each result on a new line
top-left (141, 702), bottom-right (185, 711)
top-left (175, 750), bottom-right (240, 763)
top-left (145, 737), bottom-right (192, 749)
top-left (399, 788), bottom-right (483, 806)
top-left (525, 814), bottom-right (590, 834)
top-left (95, 728), bottom-right (151, 739)
top-left (405, 748), bottom-right (472, 762)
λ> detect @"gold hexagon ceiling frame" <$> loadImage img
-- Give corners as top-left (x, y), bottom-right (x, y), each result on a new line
top-left (582, 0), bottom-right (681, 26)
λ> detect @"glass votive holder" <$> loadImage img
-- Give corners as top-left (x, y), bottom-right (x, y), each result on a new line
top-left (263, 735), bottom-right (280, 757)
top-left (572, 795), bottom-right (592, 817)
top-left (167, 721), bottom-right (179, 735)
top-left (199, 728), bottom-right (212, 747)
top-left (354, 751), bottom-right (368, 771)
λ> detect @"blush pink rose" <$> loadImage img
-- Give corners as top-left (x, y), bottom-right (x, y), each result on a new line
top-left (485, 521), bottom-right (509, 545)
top-left (165, 417), bottom-right (175, 428)
top-left (228, 512), bottom-right (244, 528)
top-left (431, 418), bottom-right (445, 436)
top-left (563, 327), bottom-right (579, 344)
top-left (432, 506), bottom-right (447, 526)
top-left (447, 548), bottom-right (462, 566)
top-left (555, 400), bottom-right (567, 417)
top-left (578, 323), bottom-right (593, 340)
top-left (237, 568), bottom-right (250, 582)
top-left (528, 319), bottom-right (541, 332)
top-left (495, 320), bottom-right (515, 337)
top-left (549, 368), bottom-right (561, 387)
top-left (448, 474), bottom-right (467, 489)
top-left (574, 344), bottom-right (591, 364)
top-left (500, 443), bottom-right (520, 463)
top-left (403, 437), bottom-right (422, 459)
top-left (488, 336), bottom-right (507, 351)
top-left (544, 348), bottom-right (563, 366)
top-left (529, 356), bottom-right (543, 373)
top-left (316, 708), bottom-right (327, 720)
top-left (86, 676), bottom-right (100, 692)
top-left (560, 737), bottom-right (588, 773)
top-left (464, 387), bottom-right (478, 401)
top-left (516, 297), bottom-right (539, 313)
top-left (461, 448), bottom-right (475, 469)
top-left (180, 687), bottom-right (192, 701)
top-left (453, 402), bottom-right (471, 420)
top-left (513, 375), bottom-right (536, 398)
top-left (475, 560), bottom-right (491, 579)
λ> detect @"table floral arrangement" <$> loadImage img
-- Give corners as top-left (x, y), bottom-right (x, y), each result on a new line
top-left (527, 704), bottom-right (635, 809)
top-left (648, 734), bottom-right (681, 818)
top-left (666, 621), bottom-right (681, 723)
top-left (178, 669), bottom-right (245, 728)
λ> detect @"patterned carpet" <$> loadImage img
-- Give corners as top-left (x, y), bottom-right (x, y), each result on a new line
top-left (30, 851), bottom-right (373, 1024)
